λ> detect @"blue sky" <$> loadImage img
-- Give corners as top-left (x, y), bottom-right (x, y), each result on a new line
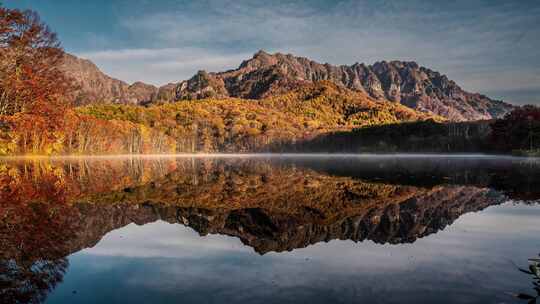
top-left (4, 0), bottom-right (540, 105)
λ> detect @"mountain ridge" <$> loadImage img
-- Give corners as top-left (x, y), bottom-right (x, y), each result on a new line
top-left (61, 53), bottom-right (158, 105)
top-left (61, 51), bottom-right (514, 121)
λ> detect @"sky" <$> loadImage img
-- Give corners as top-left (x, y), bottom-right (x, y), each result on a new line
top-left (4, 0), bottom-right (540, 105)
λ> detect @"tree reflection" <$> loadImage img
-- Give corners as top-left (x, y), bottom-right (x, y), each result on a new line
top-left (515, 254), bottom-right (540, 303)
top-left (0, 258), bottom-right (68, 304)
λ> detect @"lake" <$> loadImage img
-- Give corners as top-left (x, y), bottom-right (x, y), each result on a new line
top-left (1, 155), bottom-right (539, 304)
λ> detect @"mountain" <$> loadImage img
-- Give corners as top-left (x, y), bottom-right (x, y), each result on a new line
top-left (61, 54), bottom-right (157, 105)
top-left (61, 51), bottom-right (513, 121)
top-left (160, 51), bottom-right (513, 121)
top-left (75, 81), bottom-right (438, 153)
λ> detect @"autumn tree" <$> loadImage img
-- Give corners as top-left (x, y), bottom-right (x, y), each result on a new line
top-left (0, 5), bottom-right (71, 119)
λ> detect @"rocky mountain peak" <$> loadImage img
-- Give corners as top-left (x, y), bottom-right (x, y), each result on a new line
top-left (61, 53), bottom-right (157, 105)
top-left (239, 49), bottom-right (278, 70)
top-left (61, 51), bottom-right (514, 121)
top-left (165, 51), bottom-right (513, 120)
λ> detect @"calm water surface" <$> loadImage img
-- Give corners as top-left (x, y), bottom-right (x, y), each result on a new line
top-left (1, 155), bottom-right (539, 304)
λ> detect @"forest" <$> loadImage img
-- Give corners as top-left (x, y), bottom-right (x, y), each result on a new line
top-left (0, 5), bottom-right (538, 155)
top-left (285, 120), bottom-right (493, 153)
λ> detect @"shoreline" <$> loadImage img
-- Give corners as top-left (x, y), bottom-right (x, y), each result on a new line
top-left (0, 152), bottom-right (538, 160)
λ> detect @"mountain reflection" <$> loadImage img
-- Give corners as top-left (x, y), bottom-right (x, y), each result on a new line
top-left (0, 156), bottom-right (539, 303)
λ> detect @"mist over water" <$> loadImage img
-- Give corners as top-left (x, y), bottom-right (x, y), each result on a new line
top-left (1, 155), bottom-right (539, 304)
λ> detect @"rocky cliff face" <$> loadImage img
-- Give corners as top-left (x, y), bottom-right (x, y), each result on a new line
top-left (163, 51), bottom-right (513, 121)
top-left (61, 54), bottom-right (157, 105)
top-left (61, 51), bottom-right (513, 120)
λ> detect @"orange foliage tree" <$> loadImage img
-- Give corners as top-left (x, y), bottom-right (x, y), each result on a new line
top-left (0, 6), bottom-right (70, 116)
top-left (0, 5), bottom-right (75, 154)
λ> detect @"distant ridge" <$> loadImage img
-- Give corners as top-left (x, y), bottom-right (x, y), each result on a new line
top-left (61, 54), bottom-right (157, 105)
top-left (61, 51), bottom-right (514, 121)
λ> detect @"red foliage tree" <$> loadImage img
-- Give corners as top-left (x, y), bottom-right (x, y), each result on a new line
top-left (0, 5), bottom-right (71, 121)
